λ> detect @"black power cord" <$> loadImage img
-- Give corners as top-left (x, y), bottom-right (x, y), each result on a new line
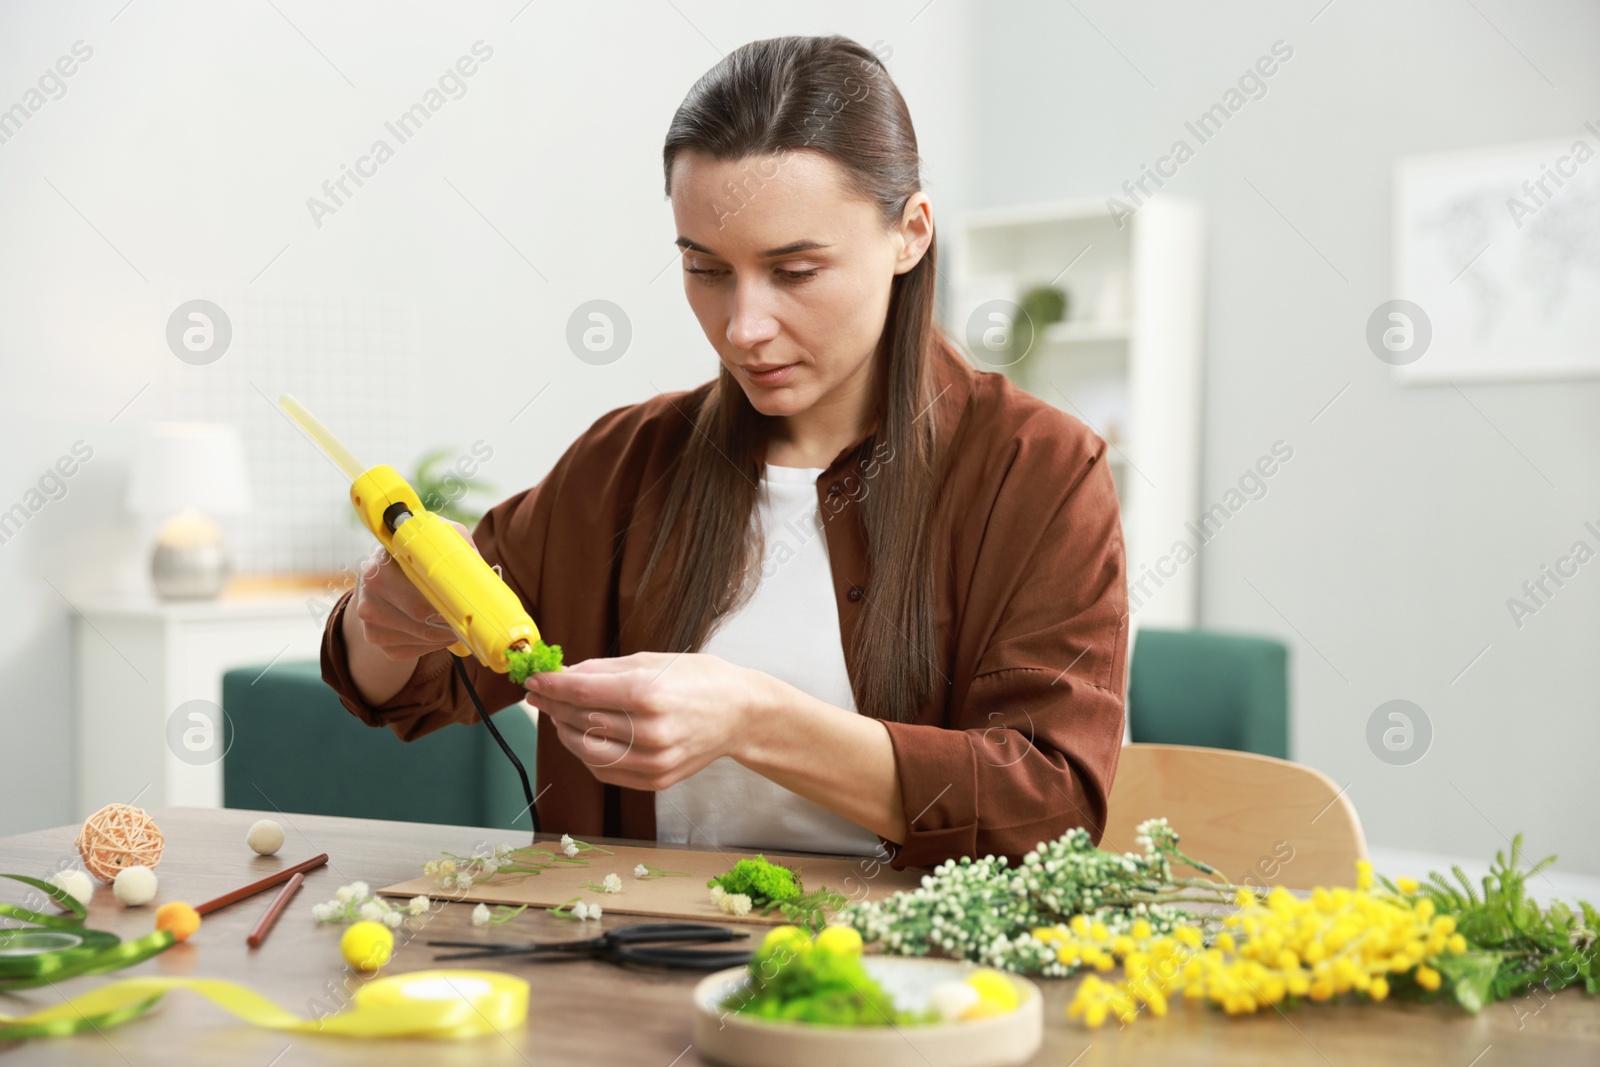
top-left (452, 653), bottom-right (541, 835)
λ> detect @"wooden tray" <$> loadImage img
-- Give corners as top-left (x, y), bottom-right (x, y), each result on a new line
top-left (693, 957), bottom-right (1043, 1067)
top-left (378, 842), bottom-right (927, 925)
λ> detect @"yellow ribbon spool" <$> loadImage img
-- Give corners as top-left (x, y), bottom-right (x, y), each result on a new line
top-left (0, 969), bottom-right (528, 1041)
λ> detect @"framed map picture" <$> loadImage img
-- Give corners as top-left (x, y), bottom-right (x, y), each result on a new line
top-left (1393, 133), bottom-right (1600, 382)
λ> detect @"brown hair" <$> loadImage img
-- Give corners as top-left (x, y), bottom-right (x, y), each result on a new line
top-left (640, 34), bottom-right (950, 725)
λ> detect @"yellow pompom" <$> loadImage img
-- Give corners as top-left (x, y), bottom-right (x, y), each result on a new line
top-left (762, 924), bottom-right (806, 951)
top-left (813, 925), bottom-right (863, 957)
top-left (963, 968), bottom-right (1021, 1017)
top-left (341, 920), bottom-right (394, 972)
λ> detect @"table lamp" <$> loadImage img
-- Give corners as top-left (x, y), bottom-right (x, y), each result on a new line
top-left (126, 422), bottom-right (254, 599)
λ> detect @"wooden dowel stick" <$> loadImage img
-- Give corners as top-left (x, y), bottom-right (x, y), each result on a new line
top-left (245, 871), bottom-right (304, 948)
top-left (195, 853), bottom-right (328, 917)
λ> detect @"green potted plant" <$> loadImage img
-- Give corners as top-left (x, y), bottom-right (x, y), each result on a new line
top-left (1010, 284), bottom-right (1069, 365)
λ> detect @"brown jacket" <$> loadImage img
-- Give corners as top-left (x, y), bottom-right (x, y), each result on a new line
top-left (321, 341), bottom-right (1129, 871)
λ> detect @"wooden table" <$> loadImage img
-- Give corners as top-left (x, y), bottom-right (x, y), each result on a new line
top-left (2, 808), bottom-right (1597, 1066)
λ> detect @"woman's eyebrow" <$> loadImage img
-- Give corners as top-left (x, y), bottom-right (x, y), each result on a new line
top-left (675, 237), bottom-right (832, 258)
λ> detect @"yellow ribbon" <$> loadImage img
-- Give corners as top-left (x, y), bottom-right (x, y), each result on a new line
top-left (0, 969), bottom-right (528, 1041)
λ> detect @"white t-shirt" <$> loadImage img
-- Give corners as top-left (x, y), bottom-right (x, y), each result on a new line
top-left (653, 462), bottom-right (888, 858)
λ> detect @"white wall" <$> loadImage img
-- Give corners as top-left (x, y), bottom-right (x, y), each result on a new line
top-left (0, 1), bottom-right (974, 835)
top-left (969, 0), bottom-right (1600, 872)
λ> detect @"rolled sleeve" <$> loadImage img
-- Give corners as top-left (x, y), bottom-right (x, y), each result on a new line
top-left (320, 590), bottom-right (484, 740)
top-left (875, 433), bottom-right (1129, 871)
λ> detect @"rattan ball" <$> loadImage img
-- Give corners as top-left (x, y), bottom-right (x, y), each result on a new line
top-left (75, 804), bottom-right (165, 883)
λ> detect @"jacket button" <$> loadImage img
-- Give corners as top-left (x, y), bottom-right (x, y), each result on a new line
top-left (848, 585), bottom-right (864, 601)
top-left (828, 481), bottom-right (845, 498)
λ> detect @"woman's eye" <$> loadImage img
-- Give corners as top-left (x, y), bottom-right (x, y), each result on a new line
top-left (682, 263), bottom-right (819, 284)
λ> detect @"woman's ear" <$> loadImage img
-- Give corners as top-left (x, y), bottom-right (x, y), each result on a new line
top-left (892, 192), bottom-right (934, 275)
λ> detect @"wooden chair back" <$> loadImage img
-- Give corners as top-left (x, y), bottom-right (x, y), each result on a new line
top-left (1101, 743), bottom-right (1367, 890)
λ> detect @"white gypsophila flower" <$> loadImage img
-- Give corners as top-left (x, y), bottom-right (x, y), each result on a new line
top-left (359, 901), bottom-right (384, 922)
top-left (588, 902), bottom-right (602, 920)
top-left (407, 895), bottom-right (431, 916)
top-left (424, 860), bottom-right (439, 876)
top-left (571, 902), bottom-right (590, 921)
top-left (709, 884), bottom-right (727, 900)
top-left (381, 910), bottom-right (403, 928)
top-left (334, 885), bottom-right (355, 903)
top-left (634, 864), bottom-right (650, 878)
top-left (559, 833), bottom-right (574, 848)
top-left (311, 902), bottom-right (332, 922)
top-left (495, 842), bottom-right (515, 859)
top-left (480, 859), bottom-right (499, 876)
top-left (454, 871), bottom-right (474, 889)
top-left (728, 894), bottom-right (751, 917)
top-left (471, 903), bottom-right (491, 927)
top-left (562, 842), bottom-right (579, 858)
top-left (602, 873), bottom-right (622, 893)
top-left (348, 881), bottom-right (371, 900)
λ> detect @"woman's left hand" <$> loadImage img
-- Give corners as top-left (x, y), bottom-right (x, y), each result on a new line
top-left (521, 651), bottom-right (771, 791)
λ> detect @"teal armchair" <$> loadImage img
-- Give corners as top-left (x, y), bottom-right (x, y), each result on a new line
top-left (1126, 628), bottom-right (1289, 759)
top-left (221, 659), bottom-right (540, 830)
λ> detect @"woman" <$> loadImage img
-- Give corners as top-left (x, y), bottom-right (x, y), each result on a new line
top-left (322, 35), bottom-right (1128, 872)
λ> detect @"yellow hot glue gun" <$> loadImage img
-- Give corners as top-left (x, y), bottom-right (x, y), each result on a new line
top-left (279, 393), bottom-right (539, 674)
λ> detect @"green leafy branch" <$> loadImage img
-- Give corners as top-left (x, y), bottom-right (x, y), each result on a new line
top-left (1380, 833), bottom-right (1600, 1011)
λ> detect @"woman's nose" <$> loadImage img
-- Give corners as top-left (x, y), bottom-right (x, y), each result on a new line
top-left (725, 280), bottom-right (780, 349)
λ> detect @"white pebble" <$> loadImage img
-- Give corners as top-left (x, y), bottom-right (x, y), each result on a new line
top-left (48, 869), bottom-right (94, 908)
top-left (246, 819), bottom-right (285, 856)
top-left (113, 865), bottom-right (159, 906)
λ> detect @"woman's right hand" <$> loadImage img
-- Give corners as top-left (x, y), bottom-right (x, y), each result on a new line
top-left (346, 519), bottom-right (479, 659)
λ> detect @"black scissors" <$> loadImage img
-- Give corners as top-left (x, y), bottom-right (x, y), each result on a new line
top-left (427, 921), bottom-right (752, 971)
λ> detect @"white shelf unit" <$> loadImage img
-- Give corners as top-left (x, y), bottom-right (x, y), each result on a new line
top-left (73, 593), bottom-right (325, 817)
top-left (943, 196), bottom-right (1205, 631)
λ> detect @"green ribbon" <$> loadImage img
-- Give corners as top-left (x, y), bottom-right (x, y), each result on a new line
top-left (0, 874), bottom-right (177, 1001)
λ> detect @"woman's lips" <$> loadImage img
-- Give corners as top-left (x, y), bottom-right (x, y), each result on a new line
top-left (743, 363), bottom-right (796, 385)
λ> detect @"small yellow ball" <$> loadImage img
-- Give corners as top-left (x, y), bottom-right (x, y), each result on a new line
top-left (813, 925), bottom-right (863, 957)
top-left (962, 968), bottom-right (1021, 1017)
top-left (340, 920), bottom-right (394, 972)
top-left (761, 924), bottom-right (807, 952)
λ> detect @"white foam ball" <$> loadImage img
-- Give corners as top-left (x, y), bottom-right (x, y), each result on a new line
top-left (113, 864), bottom-right (158, 906)
top-left (48, 869), bottom-right (94, 908)
top-left (928, 980), bottom-right (981, 1022)
top-left (246, 819), bottom-right (285, 856)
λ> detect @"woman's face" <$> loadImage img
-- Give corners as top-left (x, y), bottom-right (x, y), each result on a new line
top-left (669, 148), bottom-right (931, 423)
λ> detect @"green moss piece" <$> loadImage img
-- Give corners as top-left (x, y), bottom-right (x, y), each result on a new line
top-left (723, 936), bottom-right (918, 1026)
top-left (505, 640), bottom-right (565, 685)
top-left (707, 854), bottom-right (803, 907)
